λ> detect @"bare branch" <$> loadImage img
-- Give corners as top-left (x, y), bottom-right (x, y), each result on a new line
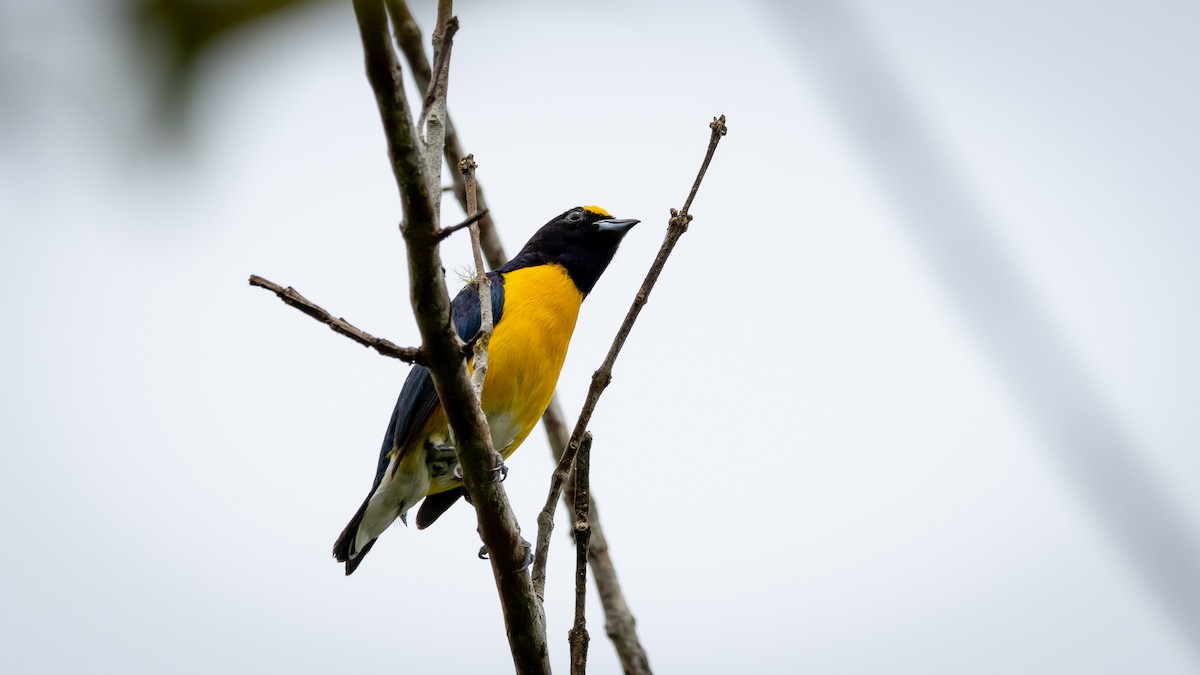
top-left (387, 0), bottom-right (507, 268)
top-left (681, 115), bottom-right (728, 215)
top-left (387, 5), bottom-right (658, 669)
top-left (417, 5), bottom-right (456, 224)
top-left (436, 208), bottom-right (489, 241)
top-left (532, 115), bottom-right (729, 604)
top-left (353, 1), bottom-right (549, 671)
top-left (248, 274), bottom-right (423, 363)
top-left (569, 432), bottom-right (594, 675)
top-left (416, 4), bottom-right (456, 140)
top-left (533, 422), bottom-right (578, 598)
top-left (460, 155), bottom-right (493, 396)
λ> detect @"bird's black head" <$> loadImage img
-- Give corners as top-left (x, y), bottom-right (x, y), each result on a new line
top-left (500, 205), bottom-right (638, 295)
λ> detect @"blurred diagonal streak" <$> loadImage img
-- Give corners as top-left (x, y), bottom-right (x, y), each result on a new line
top-left (765, 0), bottom-right (1200, 658)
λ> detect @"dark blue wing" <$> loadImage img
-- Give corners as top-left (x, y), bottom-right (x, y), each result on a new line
top-left (367, 274), bottom-right (506, 490)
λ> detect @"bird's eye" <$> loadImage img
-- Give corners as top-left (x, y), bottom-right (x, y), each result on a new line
top-left (566, 209), bottom-right (585, 223)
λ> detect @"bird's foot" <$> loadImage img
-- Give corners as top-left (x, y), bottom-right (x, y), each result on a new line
top-left (451, 460), bottom-right (507, 483)
top-left (491, 460), bottom-right (508, 483)
top-left (477, 539), bottom-right (533, 573)
top-left (515, 538), bottom-right (533, 572)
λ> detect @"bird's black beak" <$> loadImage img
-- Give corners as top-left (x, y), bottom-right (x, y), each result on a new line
top-left (596, 218), bottom-right (639, 233)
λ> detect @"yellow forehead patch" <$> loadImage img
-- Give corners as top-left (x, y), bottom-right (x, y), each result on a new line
top-left (582, 205), bottom-right (612, 217)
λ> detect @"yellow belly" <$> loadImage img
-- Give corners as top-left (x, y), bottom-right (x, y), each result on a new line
top-left (414, 263), bottom-right (583, 494)
top-left (479, 263), bottom-right (582, 454)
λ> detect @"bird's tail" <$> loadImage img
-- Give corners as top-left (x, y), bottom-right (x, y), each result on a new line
top-left (332, 496), bottom-right (381, 576)
top-left (333, 462), bottom-right (428, 574)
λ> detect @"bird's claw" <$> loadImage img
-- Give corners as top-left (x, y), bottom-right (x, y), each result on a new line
top-left (477, 539), bottom-right (532, 572)
top-left (451, 461), bottom-right (507, 483)
top-left (515, 538), bottom-right (533, 572)
top-left (491, 461), bottom-right (508, 483)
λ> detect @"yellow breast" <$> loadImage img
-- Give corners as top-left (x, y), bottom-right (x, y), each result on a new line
top-left (480, 263), bottom-right (583, 455)
top-left (407, 264), bottom-right (583, 496)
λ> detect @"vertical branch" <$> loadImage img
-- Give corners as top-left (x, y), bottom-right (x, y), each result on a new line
top-left (355, 1), bottom-right (550, 672)
top-left (417, 2), bottom-right (456, 226)
top-left (460, 154), bottom-right (492, 395)
top-left (386, 0), bottom-right (510, 268)
top-left (569, 433), bottom-right (594, 675)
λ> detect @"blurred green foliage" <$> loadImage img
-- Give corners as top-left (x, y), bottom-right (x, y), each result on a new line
top-left (132, 0), bottom-right (331, 128)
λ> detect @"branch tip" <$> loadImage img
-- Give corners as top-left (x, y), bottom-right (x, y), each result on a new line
top-left (248, 273), bottom-right (425, 364)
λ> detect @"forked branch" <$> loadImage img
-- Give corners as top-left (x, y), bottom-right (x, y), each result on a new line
top-left (386, 0), bottom-right (508, 267)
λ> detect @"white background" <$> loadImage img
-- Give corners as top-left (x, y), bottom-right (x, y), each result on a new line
top-left (2, 0), bottom-right (1198, 672)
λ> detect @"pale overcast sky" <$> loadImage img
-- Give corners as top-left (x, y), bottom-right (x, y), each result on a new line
top-left (2, 1), bottom-right (1199, 673)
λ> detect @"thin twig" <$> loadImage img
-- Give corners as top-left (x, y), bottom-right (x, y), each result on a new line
top-left (680, 117), bottom-right (727, 215)
top-left (387, 0), bottom-right (506, 267)
top-left (248, 274), bottom-right (423, 363)
top-left (460, 155), bottom-right (492, 396)
top-left (436, 208), bottom-right (489, 241)
top-left (569, 433), bottom-right (593, 675)
top-left (353, 1), bottom-right (550, 672)
top-left (415, 5), bottom-right (457, 149)
top-left (532, 115), bottom-right (729, 603)
top-left (420, 4), bottom-right (455, 130)
top-left (417, 6), bottom-right (456, 225)
top-left (534, 428), bottom-right (577, 599)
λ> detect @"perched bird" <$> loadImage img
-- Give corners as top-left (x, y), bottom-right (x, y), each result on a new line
top-left (333, 205), bottom-right (638, 574)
